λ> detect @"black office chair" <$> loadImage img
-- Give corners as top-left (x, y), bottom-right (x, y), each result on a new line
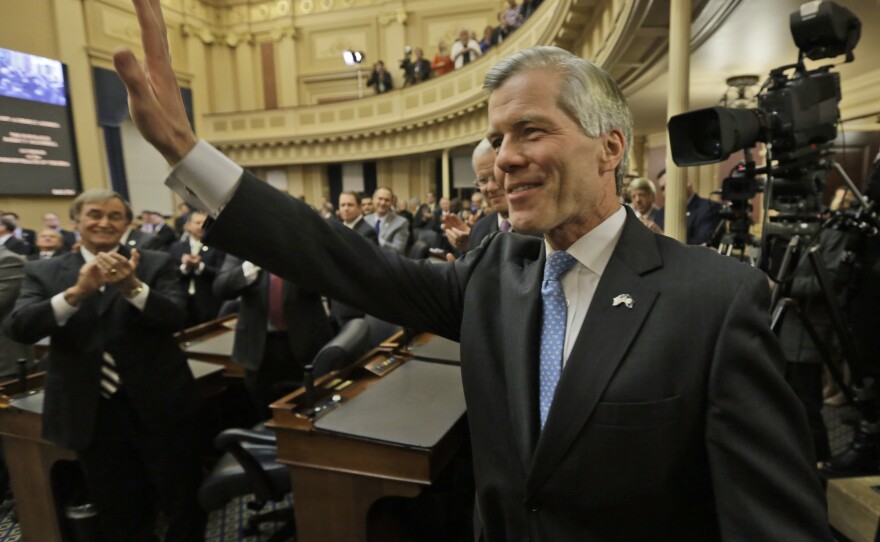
top-left (408, 240), bottom-right (430, 259)
top-left (416, 228), bottom-right (441, 248)
top-left (364, 314), bottom-right (403, 348)
top-left (197, 319), bottom-right (373, 541)
top-left (197, 424), bottom-right (294, 541)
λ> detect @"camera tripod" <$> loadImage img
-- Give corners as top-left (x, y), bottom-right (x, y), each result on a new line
top-left (768, 162), bottom-right (880, 475)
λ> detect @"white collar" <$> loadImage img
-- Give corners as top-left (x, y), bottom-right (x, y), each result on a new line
top-left (544, 206), bottom-right (626, 277)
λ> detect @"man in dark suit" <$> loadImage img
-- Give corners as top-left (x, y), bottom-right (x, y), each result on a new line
top-left (42, 212), bottom-right (78, 250)
top-left (149, 211), bottom-right (177, 250)
top-left (654, 169), bottom-right (722, 246)
top-left (1, 212), bottom-right (36, 254)
top-left (121, 224), bottom-right (164, 251)
top-left (0, 245), bottom-right (30, 379)
top-left (331, 191), bottom-right (379, 328)
top-left (0, 218), bottom-right (29, 256)
top-left (28, 229), bottom-right (68, 261)
top-left (401, 47), bottom-right (432, 86)
top-left (116, 11), bottom-right (830, 539)
top-left (6, 189), bottom-right (204, 542)
top-left (214, 253), bottom-right (332, 415)
top-left (445, 139), bottom-right (513, 254)
top-left (169, 211), bottom-right (225, 327)
top-left (338, 191), bottom-right (379, 242)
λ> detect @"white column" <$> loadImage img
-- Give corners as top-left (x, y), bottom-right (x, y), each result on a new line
top-left (664, 0), bottom-right (691, 243)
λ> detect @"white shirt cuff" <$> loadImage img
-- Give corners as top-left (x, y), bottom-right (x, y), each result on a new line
top-left (165, 139), bottom-right (243, 216)
top-left (123, 282), bottom-right (150, 311)
top-left (51, 292), bottom-right (79, 326)
top-left (242, 261), bottom-right (261, 285)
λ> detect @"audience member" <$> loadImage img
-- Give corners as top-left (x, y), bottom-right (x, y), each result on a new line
top-left (360, 194), bottom-right (375, 215)
top-left (654, 169), bottom-right (722, 246)
top-left (338, 191), bottom-right (378, 242)
top-left (0, 218), bottom-right (29, 256)
top-left (451, 29), bottom-right (481, 68)
top-left (366, 60), bottom-right (393, 94)
top-left (431, 41), bottom-right (454, 76)
top-left (628, 177), bottom-right (662, 233)
top-left (6, 189), bottom-right (205, 542)
top-left (445, 140), bottom-right (511, 253)
top-left (169, 211), bottom-right (225, 327)
top-left (29, 229), bottom-right (67, 261)
top-left (173, 202), bottom-right (192, 237)
top-left (480, 26), bottom-right (495, 52)
top-left (115, 4), bottom-right (832, 535)
top-left (415, 191), bottom-right (442, 232)
top-left (364, 187), bottom-right (409, 254)
top-left (0, 245), bottom-right (31, 378)
top-left (401, 47), bottom-right (432, 86)
top-left (492, 16), bottom-right (513, 45)
top-left (519, 0), bottom-right (543, 19)
top-left (214, 254), bottom-right (333, 416)
top-left (500, 0), bottom-right (524, 30)
top-left (1, 212), bottom-right (35, 253)
top-left (42, 212), bottom-right (77, 249)
top-left (148, 211), bottom-right (177, 250)
top-left (120, 222), bottom-right (163, 250)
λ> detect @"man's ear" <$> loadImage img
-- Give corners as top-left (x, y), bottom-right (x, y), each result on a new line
top-left (600, 129), bottom-right (626, 175)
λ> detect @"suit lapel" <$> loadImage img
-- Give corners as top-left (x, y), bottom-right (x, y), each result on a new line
top-left (501, 245), bottom-right (544, 473)
top-left (526, 212), bottom-right (662, 493)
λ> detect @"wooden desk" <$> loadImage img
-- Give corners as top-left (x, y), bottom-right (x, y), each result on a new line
top-left (176, 315), bottom-right (243, 377)
top-left (268, 334), bottom-right (466, 542)
top-left (0, 360), bottom-right (225, 542)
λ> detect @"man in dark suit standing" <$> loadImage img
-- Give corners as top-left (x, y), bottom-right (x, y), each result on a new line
top-left (653, 170), bottom-right (722, 246)
top-left (214, 253), bottom-right (332, 415)
top-left (6, 189), bottom-right (204, 542)
top-left (170, 211), bottom-right (225, 327)
top-left (0, 245), bottom-right (30, 379)
top-left (148, 211), bottom-right (178, 250)
top-left (338, 191), bottom-right (379, 242)
top-left (1, 212), bottom-right (36, 254)
top-left (0, 218), bottom-right (29, 256)
top-left (116, 10), bottom-right (830, 539)
top-left (445, 139), bottom-right (513, 254)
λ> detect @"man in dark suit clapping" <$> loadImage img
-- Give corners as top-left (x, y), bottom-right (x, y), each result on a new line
top-left (6, 189), bottom-right (204, 542)
top-left (169, 211), bottom-right (225, 327)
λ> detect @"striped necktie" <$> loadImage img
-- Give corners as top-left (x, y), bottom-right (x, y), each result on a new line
top-left (100, 352), bottom-right (121, 398)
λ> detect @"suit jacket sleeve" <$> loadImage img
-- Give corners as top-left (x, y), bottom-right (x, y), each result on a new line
top-left (5, 261), bottom-right (67, 344)
top-left (381, 218), bottom-right (410, 254)
top-left (213, 254), bottom-right (255, 299)
top-left (138, 252), bottom-right (188, 331)
top-left (706, 271), bottom-right (832, 540)
top-left (204, 172), bottom-right (469, 339)
top-left (0, 251), bottom-right (24, 316)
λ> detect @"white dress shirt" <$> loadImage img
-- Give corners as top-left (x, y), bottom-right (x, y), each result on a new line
top-left (545, 206), bottom-right (626, 365)
top-left (50, 246), bottom-right (150, 325)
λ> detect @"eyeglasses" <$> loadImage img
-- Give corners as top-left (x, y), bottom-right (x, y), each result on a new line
top-left (472, 177), bottom-right (492, 189)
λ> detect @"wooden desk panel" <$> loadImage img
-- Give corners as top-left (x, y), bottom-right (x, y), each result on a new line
top-left (269, 335), bottom-right (466, 542)
top-left (0, 361), bottom-right (226, 542)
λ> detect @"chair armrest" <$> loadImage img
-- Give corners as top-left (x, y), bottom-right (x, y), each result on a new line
top-left (214, 428), bottom-right (277, 450)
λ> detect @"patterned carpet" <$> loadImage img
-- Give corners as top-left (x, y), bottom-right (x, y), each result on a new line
top-left (0, 403), bottom-right (863, 542)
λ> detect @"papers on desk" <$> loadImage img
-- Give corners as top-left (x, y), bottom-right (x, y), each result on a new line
top-left (315, 360), bottom-right (465, 449)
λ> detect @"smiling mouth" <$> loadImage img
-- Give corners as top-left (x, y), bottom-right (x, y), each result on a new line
top-left (509, 184), bottom-right (539, 194)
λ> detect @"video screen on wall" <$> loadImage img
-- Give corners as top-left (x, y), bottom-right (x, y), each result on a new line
top-left (0, 47), bottom-right (80, 196)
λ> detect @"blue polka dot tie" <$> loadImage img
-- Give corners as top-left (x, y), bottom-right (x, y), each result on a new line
top-left (539, 251), bottom-right (577, 428)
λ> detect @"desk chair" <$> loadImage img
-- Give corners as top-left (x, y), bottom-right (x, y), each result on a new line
top-left (408, 240), bottom-right (430, 259)
top-left (364, 314), bottom-right (403, 349)
top-left (197, 318), bottom-right (373, 541)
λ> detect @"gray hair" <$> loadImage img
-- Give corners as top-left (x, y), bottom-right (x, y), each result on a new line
top-left (69, 189), bottom-right (133, 223)
top-left (628, 177), bottom-right (656, 196)
top-left (483, 46), bottom-right (633, 193)
top-left (472, 138), bottom-right (495, 169)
